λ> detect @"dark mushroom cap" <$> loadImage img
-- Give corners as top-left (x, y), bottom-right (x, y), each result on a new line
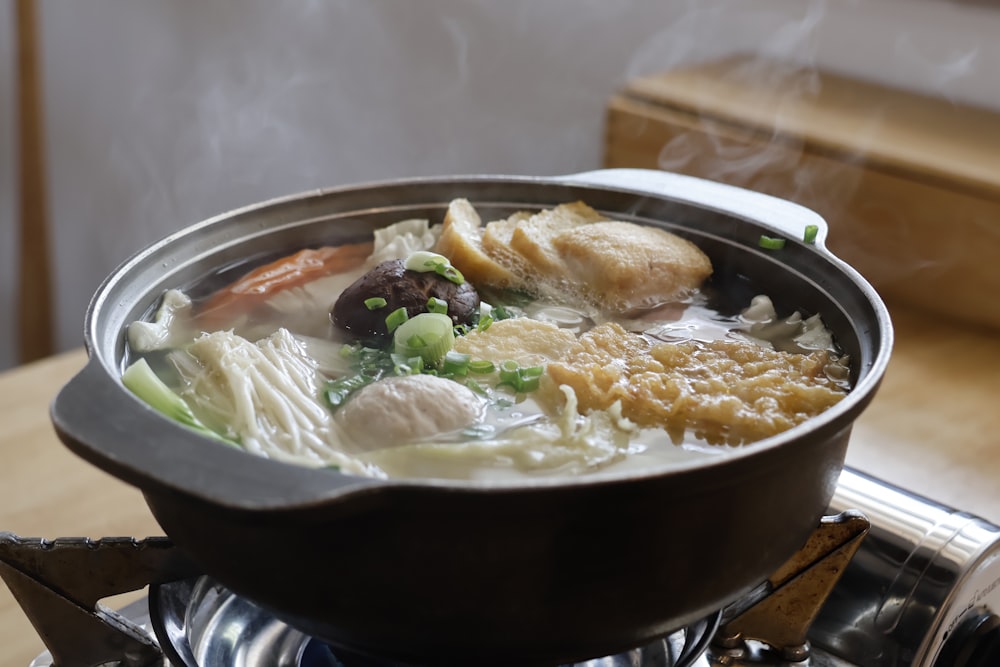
top-left (331, 259), bottom-right (480, 346)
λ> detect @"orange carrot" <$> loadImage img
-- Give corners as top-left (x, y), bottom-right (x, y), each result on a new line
top-left (198, 242), bottom-right (372, 327)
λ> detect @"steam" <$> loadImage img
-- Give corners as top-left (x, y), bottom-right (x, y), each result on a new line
top-left (6, 0), bottom-right (998, 371)
top-left (618, 0), bottom-right (1000, 308)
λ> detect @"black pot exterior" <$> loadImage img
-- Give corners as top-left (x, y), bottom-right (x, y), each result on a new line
top-left (52, 170), bottom-right (892, 664)
top-left (145, 424), bottom-right (851, 665)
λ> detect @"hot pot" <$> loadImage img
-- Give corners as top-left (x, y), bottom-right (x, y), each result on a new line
top-left (51, 168), bottom-right (892, 665)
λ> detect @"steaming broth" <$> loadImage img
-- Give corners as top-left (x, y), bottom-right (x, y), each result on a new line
top-left (124, 201), bottom-right (849, 481)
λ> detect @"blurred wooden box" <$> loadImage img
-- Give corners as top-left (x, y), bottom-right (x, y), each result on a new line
top-left (605, 55), bottom-right (1000, 329)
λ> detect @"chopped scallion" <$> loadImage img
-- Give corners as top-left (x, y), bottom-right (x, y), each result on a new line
top-left (390, 353), bottom-right (424, 375)
top-left (478, 313), bottom-right (494, 332)
top-left (758, 235), bottom-right (786, 250)
top-left (404, 251), bottom-right (465, 285)
top-left (468, 359), bottom-right (495, 374)
top-left (427, 296), bottom-right (448, 314)
top-left (364, 296), bottom-right (387, 310)
top-left (385, 307), bottom-right (409, 333)
top-left (465, 378), bottom-right (490, 396)
top-left (803, 225), bottom-right (819, 244)
top-left (496, 360), bottom-right (544, 392)
top-left (393, 312), bottom-right (455, 365)
top-left (323, 373), bottom-right (374, 410)
top-left (442, 351), bottom-right (471, 376)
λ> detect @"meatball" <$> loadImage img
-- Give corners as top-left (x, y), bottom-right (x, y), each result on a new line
top-left (335, 375), bottom-right (484, 452)
top-left (331, 259), bottom-right (479, 346)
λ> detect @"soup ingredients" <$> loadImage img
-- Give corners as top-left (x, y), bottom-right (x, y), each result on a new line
top-left (552, 221), bottom-right (712, 313)
top-left (199, 243), bottom-right (372, 328)
top-left (127, 289), bottom-right (194, 353)
top-left (122, 197), bottom-right (852, 481)
top-left (481, 201), bottom-right (606, 280)
top-left (365, 386), bottom-right (635, 478)
top-left (393, 312), bottom-right (456, 365)
top-left (404, 250), bottom-right (465, 284)
top-left (453, 318), bottom-right (577, 368)
top-left (167, 328), bottom-right (382, 475)
top-left (434, 199), bottom-right (522, 287)
top-left (335, 374), bottom-right (484, 452)
top-left (331, 258), bottom-right (480, 345)
top-left (122, 357), bottom-right (234, 445)
top-left (545, 322), bottom-right (846, 445)
top-left (758, 235), bottom-right (786, 250)
top-left (434, 200), bottom-right (712, 315)
top-left (366, 218), bottom-right (441, 268)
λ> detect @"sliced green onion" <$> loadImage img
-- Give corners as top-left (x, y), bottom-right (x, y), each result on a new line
top-left (468, 359), bottom-right (496, 374)
top-left (390, 353), bottom-right (424, 375)
top-left (427, 296), bottom-right (448, 314)
top-left (393, 312), bottom-right (455, 365)
top-left (465, 378), bottom-right (490, 396)
top-left (385, 307), bottom-right (409, 333)
top-left (323, 373), bottom-right (374, 410)
top-left (435, 264), bottom-right (465, 284)
top-left (758, 235), bottom-right (786, 250)
top-left (516, 376), bottom-right (541, 393)
top-left (499, 359), bottom-right (519, 374)
top-left (497, 360), bottom-right (545, 393)
top-left (364, 296), bottom-right (388, 310)
top-left (478, 313), bottom-right (494, 332)
top-left (442, 350), bottom-right (471, 376)
top-left (491, 304), bottom-right (513, 321)
top-left (404, 251), bottom-right (465, 285)
top-left (123, 358), bottom-right (236, 445)
top-left (803, 225), bottom-right (819, 244)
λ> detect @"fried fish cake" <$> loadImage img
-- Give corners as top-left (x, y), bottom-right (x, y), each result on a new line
top-left (546, 323), bottom-right (846, 445)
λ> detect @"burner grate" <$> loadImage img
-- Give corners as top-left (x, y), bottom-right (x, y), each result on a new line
top-left (153, 576), bottom-right (721, 667)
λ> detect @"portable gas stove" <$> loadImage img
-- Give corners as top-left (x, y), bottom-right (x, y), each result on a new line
top-left (3, 468), bottom-right (999, 667)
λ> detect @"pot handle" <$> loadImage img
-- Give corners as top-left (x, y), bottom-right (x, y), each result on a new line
top-left (51, 358), bottom-right (378, 511)
top-left (564, 168), bottom-right (830, 249)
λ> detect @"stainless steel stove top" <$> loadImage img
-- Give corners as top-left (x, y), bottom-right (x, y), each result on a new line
top-left (9, 468), bottom-right (1000, 667)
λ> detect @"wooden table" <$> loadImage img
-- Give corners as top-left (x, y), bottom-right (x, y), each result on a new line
top-left (1, 306), bottom-right (999, 666)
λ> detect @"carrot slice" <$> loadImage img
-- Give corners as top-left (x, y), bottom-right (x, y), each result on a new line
top-left (198, 242), bottom-right (372, 327)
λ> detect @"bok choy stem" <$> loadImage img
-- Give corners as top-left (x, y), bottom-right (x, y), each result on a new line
top-left (122, 358), bottom-right (237, 446)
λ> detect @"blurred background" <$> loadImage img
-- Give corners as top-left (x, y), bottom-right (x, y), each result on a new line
top-left (3, 0), bottom-right (1000, 370)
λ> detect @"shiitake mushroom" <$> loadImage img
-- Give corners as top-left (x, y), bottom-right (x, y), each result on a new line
top-left (331, 259), bottom-right (479, 346)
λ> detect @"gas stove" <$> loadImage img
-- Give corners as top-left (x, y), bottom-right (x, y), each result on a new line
top-left (4, 468), bottom-right (1000, 667)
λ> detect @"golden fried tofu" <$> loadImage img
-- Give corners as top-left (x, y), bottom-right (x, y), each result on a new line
top-left (435, 199), bottom-right (712, 316)
top-left (505, 201), bottom-right (606, 278)
top-left (453, 318), bottom-right (577, 367)
top-left (553, 221), bottom-right (712, 313)
top-left (546, 323), bottom-right (846, 445)
top-left (434, 199), bottom-right (522, 288)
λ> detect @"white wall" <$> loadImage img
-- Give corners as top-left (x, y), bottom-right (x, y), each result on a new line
top-left (2, 0), bottom-right (999, 369)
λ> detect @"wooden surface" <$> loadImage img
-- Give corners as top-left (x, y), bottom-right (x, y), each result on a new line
top-left (605, 55), bottom-right (1000, 332)
top-left (16, 0), bottom-right (54, 363)
top-left (620, 54), bottom-right (1000, 199)
top-left (1, 311), bottom-right (999, 664)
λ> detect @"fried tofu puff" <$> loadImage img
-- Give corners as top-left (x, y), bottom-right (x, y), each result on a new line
top-left (545, 323), bottom-right (846, 446)
top-left (435, 199), bottom-right (712, 315)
